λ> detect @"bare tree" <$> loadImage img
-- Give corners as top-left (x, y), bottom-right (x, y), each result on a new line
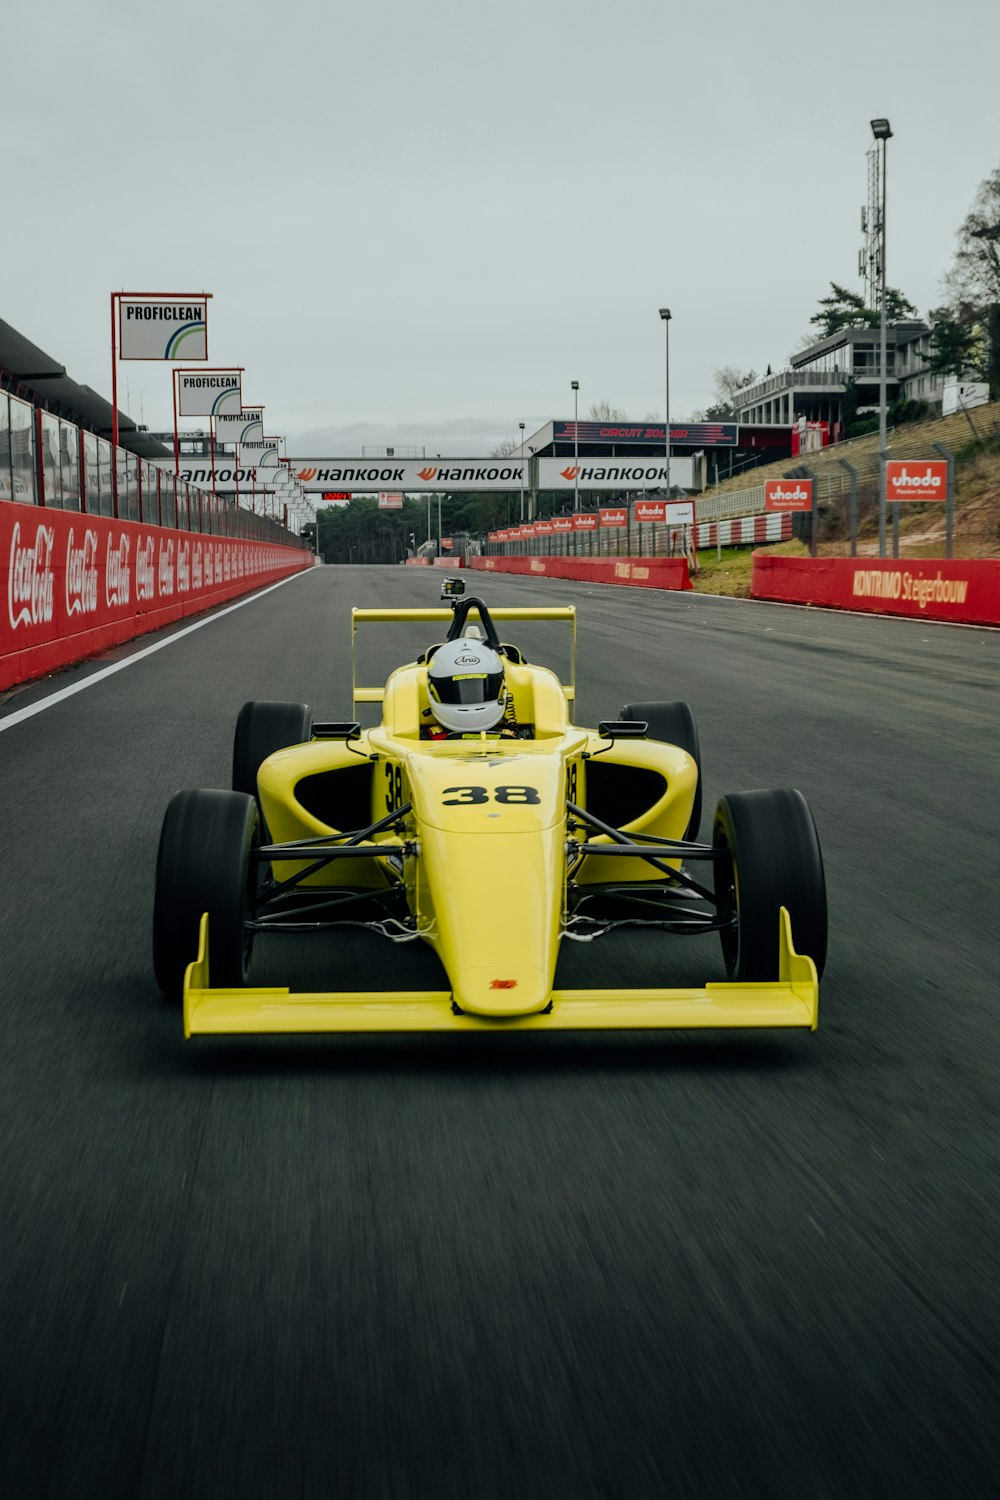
top-left (942, 165), bottom-right (1000, 394)
top-left (585, 399), bottom-right (627, 421)
top-left (945, 166), bottom-right (1000, 307)
top-left (691, 367), bottom-right (760, 420)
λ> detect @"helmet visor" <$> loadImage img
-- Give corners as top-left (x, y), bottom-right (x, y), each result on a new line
top-left (429, 671), bottom-right (504, 707)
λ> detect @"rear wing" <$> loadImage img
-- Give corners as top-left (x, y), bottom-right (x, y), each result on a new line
top-left (351, 606), bottom-right (576, 711)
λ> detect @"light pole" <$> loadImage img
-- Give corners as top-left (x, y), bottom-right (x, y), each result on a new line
top-left (659, 309), bottom-right (671, 503)
top-left (871, 117), bottom-right (892, 558)
top-left (518, 420), bottom-right (525, 521)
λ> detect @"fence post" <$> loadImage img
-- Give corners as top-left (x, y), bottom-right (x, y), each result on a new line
top-left (786, 465), bottom-right (818, 556)
top-left (836, 457), bottom-right (859, 557)
top-left (933, 441), bottom-right (956, 560)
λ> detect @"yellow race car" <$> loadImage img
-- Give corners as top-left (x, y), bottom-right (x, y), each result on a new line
top-left (153, 596), bottom-right (826, 1037)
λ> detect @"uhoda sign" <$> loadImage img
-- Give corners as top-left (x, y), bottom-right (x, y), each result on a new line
top-left (885, 461), bottom-right (947, 502)
top-left (118, 297), bottom-right (208, 360)
top-left (765, 480), bottom-right (813, 512)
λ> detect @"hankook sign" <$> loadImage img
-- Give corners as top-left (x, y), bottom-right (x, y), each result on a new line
top-left (538, 457), bottom-right (694, 491)
top-left (288, 459), bottom-right (528, 492)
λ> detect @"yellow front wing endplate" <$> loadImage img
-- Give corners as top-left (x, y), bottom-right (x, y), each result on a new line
top-left (182, 909), bottom-right (818, 1037)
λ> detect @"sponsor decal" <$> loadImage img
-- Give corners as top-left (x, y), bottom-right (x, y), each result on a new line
top-left (764, 480), bottom-right (813, 513)
top-left (885, 461), bottom-right (947, 502)
top-left (573, 512), bottom-right (598, 530)
top-left (65, 529), bottom-right (99, 616)
top-left (177, 539), bottom-right (191, 593)
top-left (192, 544), bottom-right (204, 591)
top-left (600, 508), bottom-right (627, 528)
top-left (158, 538), bottom-right (176, 597)
top-left (851, 569), bottom-right (970, 608)
top-left (135, 535), bottom-right (156, 601)
top-left (9, 522), bottom-right (56, 629)
top-left (106, 534), bottom-right (132, 608)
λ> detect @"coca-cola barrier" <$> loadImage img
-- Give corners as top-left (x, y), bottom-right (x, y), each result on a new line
top-left (1, 508), bottom-right (313, 691)
top-left (751, 556), bottom-right (1000, 626)
top-left (470, 556), bottom-right (692, 590)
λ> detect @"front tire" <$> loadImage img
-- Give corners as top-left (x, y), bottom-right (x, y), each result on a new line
top-left (153, 789), bottom-right (260, 996)
top-left (621, 700), bottom-right (702, 839)
top-left (232, 700), bottom-right (312, 826)
top-left (712, 788), bottom-right (827, 981)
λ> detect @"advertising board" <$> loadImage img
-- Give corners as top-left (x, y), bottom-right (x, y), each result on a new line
top-left (885, 461), bottom-right (948, 502)
top-left (764, 480), bottom-right (813, 512)
top-left (118, 297), bottom-right (209, 360)
top-left (177, 370), bottom-right (241, 417)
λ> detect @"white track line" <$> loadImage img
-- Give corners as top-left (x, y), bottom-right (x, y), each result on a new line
top-left (0, 570), bottom-right (312, 734)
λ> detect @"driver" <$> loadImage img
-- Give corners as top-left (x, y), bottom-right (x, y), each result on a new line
top-left (421, 639), bottom-right (532, 739)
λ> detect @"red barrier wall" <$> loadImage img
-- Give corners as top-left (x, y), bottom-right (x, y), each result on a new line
top-left (472, 555), bottom-right (692, 589)
top-left (752, 555), bottom-right (1000, 627)
top-left (1, 508), bottom-right (312, 690)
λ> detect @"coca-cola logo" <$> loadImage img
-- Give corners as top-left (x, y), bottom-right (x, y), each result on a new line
top-left (66, 528), bottom-right (99, 616)
top-left (135, 535), bottom-right (156, 601)
top-left (9, 522), bottom-right (56, 630)
top-left (192, 543), bottom-right (204, 590)
top-left (177, 539), bottom-right (191, 593)
top-left (204, 547), bottom-right (214, 587)
top-left (158, 538), bottom-right (175, 596)
top-left (106, 534), bottom-right (132, 607)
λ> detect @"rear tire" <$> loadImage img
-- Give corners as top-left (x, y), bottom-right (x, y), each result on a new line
top-left (233, 700), bottom-right (312, 826)
top-left (621, 700), bottom-right (702, 839)
top-left (153, 789), bottom-right (260, 996)
top-left (712, 789), bottom-right (827, 981)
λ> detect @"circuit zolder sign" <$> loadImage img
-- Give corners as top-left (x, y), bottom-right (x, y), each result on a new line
top-left (552, 421), bottom-right (738, 447)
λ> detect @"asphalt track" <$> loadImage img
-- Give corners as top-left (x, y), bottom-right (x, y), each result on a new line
top-left (1, 565), bottom-right (998, 1499)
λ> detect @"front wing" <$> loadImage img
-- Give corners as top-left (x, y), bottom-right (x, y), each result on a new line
top-left (182, 908), bottom-right (818, 1036)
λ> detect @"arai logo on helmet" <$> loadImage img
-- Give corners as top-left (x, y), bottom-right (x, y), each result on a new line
top-left (454, 652), bottom-right (482, 665)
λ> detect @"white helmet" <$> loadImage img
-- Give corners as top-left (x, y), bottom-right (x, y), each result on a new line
top-left (427, 638), bottom-right (506, 733)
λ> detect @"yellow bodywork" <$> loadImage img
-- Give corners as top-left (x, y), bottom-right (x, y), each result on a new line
top-left (182, 604), bottom-right (820, 1037)
top-left (184, 908), bottom-right (817, 1036)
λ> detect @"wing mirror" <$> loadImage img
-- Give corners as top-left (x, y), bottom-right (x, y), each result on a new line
top-left (598, 720), bottom-right (649, 738)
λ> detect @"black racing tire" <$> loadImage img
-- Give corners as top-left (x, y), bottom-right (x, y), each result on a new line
top-left (712, 788), bottom-right (827, 982)
top-left (153, 788), bottom-right (260, 996)
top-left (620, 700), bottom-right (702, 839)
top-left (232, 699), bottom-right (312, 814)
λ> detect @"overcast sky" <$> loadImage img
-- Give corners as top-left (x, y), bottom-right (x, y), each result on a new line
top-left (6, 0), bottom-right (999, 456)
